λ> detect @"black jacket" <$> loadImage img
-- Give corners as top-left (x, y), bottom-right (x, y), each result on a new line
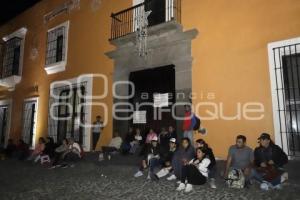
top-left (206, 147), bottom-right (216, 170)
top-left (143, 144), bottom-right (160, 160)
top-left (254, 143), bottom-right (288, 168)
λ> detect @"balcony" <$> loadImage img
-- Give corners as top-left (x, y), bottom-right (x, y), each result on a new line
top-left (0, 37), bottom-right (23, 91)
top-left (110, 0), bottom-right (181, 40)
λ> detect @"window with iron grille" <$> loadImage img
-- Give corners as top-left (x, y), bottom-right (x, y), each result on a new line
top-left (45, 26), bottom-right (66, 66)
top-left (22, 100), bottom-right (37, 147)
top-left (269, 41), bottom-right (300, 157)
top-left (48, 82), bottom-right (87, 145)
top-left (1, 37), bottom-right (22, 78)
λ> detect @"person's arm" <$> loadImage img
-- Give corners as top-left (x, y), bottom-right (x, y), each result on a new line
top-left (272, 145), bottom-right (288, 167)
top-left (224, 155), bottom-right (232, 178)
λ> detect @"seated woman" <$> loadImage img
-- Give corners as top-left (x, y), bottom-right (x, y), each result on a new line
top-left (176, 147), bottom-right (210, 193)
top-left (27, 137), bottom-right (46, 162)
top-left (61, 138), bottom-right (82, 168)
top-left (167, 137), bottom-right (195, 181)
top-left (134, 136), bottom-right (160, 179)
top-left (129, 128), bottom-right (143, 154)
top-left (121, 127), bottom-right (135, 154)
top-left (195, 139), bottom-right (217, 189)
top-left (145, 129), bottom-right (157, 144)
top-left (43, 137), bottom-right (55, 158)
top-left (99, 132), bottom-right (122, 161)
top-left (49, 138), bottom-right (69, 168)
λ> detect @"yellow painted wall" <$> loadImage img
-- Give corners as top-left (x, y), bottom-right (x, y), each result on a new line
top-left (0, 0), bottom-right (299, 158)
top-left (183, 0), bottom-right (300, 158)
top-left (0, 0), bottom-right (131, 150)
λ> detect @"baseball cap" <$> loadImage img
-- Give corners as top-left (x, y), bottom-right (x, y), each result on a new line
top-left (169, 138), bottom-right (176, 143)
top-left (258, 133), bottom-right (271, 140)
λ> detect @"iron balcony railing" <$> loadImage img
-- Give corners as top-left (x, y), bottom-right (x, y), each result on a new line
top-left (110, 0), bottom-right (181, 40)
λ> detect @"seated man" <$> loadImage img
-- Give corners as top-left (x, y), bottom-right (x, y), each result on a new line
top-left (155, 138), bottom-right (178, 179)
top-left (99, 132), bottom-right (122, 161)
top-left (134, 136), bottom-right (160, 179)
top-left (61, 138), bottom-right (82, 168)
top-left (253, 133), bottom-right (288, 190)
top-left (224, 135), bottom-right (254, 185)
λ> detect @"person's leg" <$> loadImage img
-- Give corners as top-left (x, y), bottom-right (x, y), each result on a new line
top-left (184, 130), bottom-right (194, 145)
top-left (52, 152), bottom-right (62, 166)
top-left (149, 158), bottom-right (161, 173)
top-left (180, 165), bottom-right (188, 183)
top-left (251, 168), bottom-right (265, 183)
top-left (208, 165), bottom-right (217, 189)
top-left (186, 165), bottom-right (207, 185)
top-left (93, 132), bottom-right (100, 151)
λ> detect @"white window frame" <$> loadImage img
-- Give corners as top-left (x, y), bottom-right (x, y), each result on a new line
top-left (0, 99), bottom-right (12, 147)
top-left (267, 36), bottom-right (300, 156)
top-left (48, 75), bottom-right (93, 151)
top-left (45, 21), bottom-right (70, 75)
top-left (1, 28), bottom-right (27, 90)
top-left (22, 97), bottom-right (39, 149)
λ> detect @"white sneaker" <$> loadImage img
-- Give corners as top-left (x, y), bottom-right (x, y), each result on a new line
top-left (167, 174), bottom-right (177, 181)
top-left (156, 168), bottom-right (169, 178)
top-left (176, 183), bottom-right (185, 191)
top-left (260, 182), bottom-right (269, 191)
top-left (184, 184), bottom-right (193, 193)
top-left (98, 153), bottom-right (104, 162)
top-left (134, 171), bottom-right (144, 178)
top-left (209, 178), bottom-right (217, 189)
top-left (281, 172), bottom-right (288, 183)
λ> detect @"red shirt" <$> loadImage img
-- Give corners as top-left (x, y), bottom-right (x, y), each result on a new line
top-left (183, 111), bottom-right (192, 131)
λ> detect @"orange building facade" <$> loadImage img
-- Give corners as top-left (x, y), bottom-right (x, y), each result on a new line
top-left (0, 0), bottom-right (299, 159)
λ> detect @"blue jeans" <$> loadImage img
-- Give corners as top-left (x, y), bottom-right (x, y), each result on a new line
top-left (149, 158), bottom-right (162, 173)
top-left (183, 130), bottom-right (194, 144)
top-left (251, 168), bottom-right (282, 186)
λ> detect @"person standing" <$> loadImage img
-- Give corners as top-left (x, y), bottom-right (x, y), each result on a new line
top-left (183, 105), bottom-right (193, 144)
top-left (92, 115), bottom-right (104, 152)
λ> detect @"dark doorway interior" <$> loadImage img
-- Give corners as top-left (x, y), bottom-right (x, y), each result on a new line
top-left (145, 0), bottom-right (166, 26)
top-left (129, 65), bottom-right (176, 134)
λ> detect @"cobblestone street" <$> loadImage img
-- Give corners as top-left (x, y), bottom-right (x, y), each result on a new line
top-left (1, 155), bottom-right (300, 200)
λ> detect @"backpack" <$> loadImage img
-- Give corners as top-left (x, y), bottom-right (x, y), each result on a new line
top-left (226, 169), bottom-right (245, 189)
top-left (192, 114), bottom-right (201, 131)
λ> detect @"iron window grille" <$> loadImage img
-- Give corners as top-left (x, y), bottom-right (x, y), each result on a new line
top-left (272, 43), bottom-right (300, 156)
top-left (1, 37), bottom-right (22, 78)
top-left (48, 82), bottom-right (87, 145)
top-left (45, 26), bottom-right (66, 66)
top-left (22, 101), bottom-right (37, 146)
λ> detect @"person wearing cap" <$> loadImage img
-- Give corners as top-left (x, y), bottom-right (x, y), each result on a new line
top-left (155, 138), bottom-right (178, 180)
top-left (253, 133), bottom-right (288, 190)
top-left (224, 135), bottom-right (254, 185)
top-left (134, 135), bottom-right (161, 179)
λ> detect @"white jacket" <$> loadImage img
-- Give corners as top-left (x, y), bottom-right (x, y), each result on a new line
top-left (189, 158), bottom-right (211, 177)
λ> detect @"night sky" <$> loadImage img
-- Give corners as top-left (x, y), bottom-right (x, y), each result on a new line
top-left (0, 0), bottom-right (42, 26)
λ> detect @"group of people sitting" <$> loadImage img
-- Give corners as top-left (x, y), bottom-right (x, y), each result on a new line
top-left (0, 136), bottom-right (83, 168)
top-left (1, 125), bottom-right (289, 192)
top-left (128, 127), bottom-right (288, 192)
